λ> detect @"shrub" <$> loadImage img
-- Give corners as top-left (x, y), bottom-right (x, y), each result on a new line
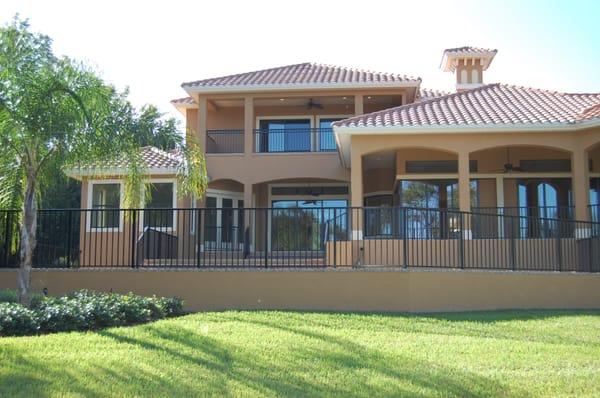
top-left (0, 303), bottom-right (40, 336)
top-left (156, 297), bottom-right (184, 317)
top-left (0, 289), bottom-right (18, 304)
top-left (0, 290), bottom-right (185, 337)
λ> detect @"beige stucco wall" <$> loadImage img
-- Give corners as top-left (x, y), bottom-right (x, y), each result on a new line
top-left (1, 269), bottom-right (598, 312)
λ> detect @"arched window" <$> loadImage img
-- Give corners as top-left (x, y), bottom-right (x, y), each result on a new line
top-left (460, 69), bottom-right (468, 84)
top-left (471, 69), bottom-right (480, 83)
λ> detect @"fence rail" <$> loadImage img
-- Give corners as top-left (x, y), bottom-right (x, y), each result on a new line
top-left (206, 130), bottom-right (244, 154)
top-left (254, 128), bottom-right (337, 153)
top-left (0, 207), bottom-right (599, 271)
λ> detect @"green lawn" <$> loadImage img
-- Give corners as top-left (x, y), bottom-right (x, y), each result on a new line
top-left (1, 310), bottom-right (599, 397)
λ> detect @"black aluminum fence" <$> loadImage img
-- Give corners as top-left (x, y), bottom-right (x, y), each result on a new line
top-left (254, 128), bottom-right (337, 153)
top-left (0, 207), bottom-right (599, 271)
top-left (206, 130), bottom-right (244, 154)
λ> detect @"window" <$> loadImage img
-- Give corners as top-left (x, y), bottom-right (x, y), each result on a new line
top-left (271, 199), bottom-right (347, 251)
top-left (318, 118), bottom-right (344, 151)
top-left (144, 182), bottom-right (175, 229)
top-left (519, 159), bottom-right (571, 172)
top-left (405, 160), bottom-right (478, 173)
top-left (271, 186), bottom-right (349, 196)
top-left (471, 69), bottom-right (480, 83)
top-left (364, 195), bottom-right (393, 237)
top-left (90, 183), bottom-right (120, 229)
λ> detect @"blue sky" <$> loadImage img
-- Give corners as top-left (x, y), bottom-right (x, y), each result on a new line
top-left (1, 0), bottom-right (598, 121)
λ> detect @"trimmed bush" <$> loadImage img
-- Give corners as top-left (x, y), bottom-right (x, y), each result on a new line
top-left (0, 303), bottom-right (40, 336)
top-left (0, 290), bottom-right (184, 337)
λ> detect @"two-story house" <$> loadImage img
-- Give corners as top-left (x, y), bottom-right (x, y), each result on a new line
top-left (69, 47), bottom-right (600, 269)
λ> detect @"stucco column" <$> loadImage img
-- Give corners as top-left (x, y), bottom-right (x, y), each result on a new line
top-left (458, 150), bottom-right (472, 239)
top-left (243, 183), bottom-right (253, 251)
top-left (351, 146), bottom-right (363, 241)
top-left (354, 95), bottom-right (364, 115)
top-left (244, 96), bottom-right (254, 154)
top-left (572, 148), bottom-right (590, 224)
top-left (197, 96), bottom-right (207, 153)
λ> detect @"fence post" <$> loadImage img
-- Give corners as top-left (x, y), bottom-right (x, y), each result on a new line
top-left (130, 210), bottom-right (138, 268)
top-left (196, 209), bottom-right (202, 268)
top-left (555, 219), bottom-right (562, 272)
top-left (333, 208), bottom-right (337, 268)
top-left (402, 208), bottom-right (408, 269)
top-left (458, 212), bottom-right (465, 269)
top-left (509, 216), bottom-right (516, 271)
top-left (66, 210), bottom-right (73, 268)
top-left (264, 209), bottom-right (268, 268)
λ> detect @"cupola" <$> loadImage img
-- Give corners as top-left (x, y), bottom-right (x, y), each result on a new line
top-left (440, 47), bottom-right (497, 91)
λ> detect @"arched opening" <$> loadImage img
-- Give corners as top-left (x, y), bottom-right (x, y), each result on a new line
top-left (363, 147), bottom-right (466, 238)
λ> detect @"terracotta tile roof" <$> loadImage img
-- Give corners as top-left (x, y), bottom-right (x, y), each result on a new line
top-left (416, 88), bottom-right (452, 102)
top-left (182, 62), bottom-right (421, 89)
top-left (334, 84), bottom-right (600, 129)
top-left (444, 46), bottom-right (497, 54)
top-left (73, 146), bottom-right (183, 175)
top-left (170, 96), bottom-right (195, 105)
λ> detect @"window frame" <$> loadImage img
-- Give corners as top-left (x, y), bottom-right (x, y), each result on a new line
top-left (86, 179), bottom-right (124, 232)
top-left (140, 178), bottom-right (178, 233)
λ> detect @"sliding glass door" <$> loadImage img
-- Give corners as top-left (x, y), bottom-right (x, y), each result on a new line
top-left (271, 199), bottom-right (347, 251)
top-left (258, 119), bottom-right (311, 152)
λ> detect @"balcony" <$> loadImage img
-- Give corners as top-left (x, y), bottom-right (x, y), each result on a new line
top-left (254, 128), bottom-right (337, 153)
top-left (206, 130), bottom-right (244, 154)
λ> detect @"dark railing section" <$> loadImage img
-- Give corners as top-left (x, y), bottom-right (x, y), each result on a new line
top-left (254, 128), bottom-right (337, 153)
top-left (206, 130), bottom-right (244, 154)
top-left (0, 207), bottom-right (598, 271)
top-left (590, 204), bottom-right (600, 223)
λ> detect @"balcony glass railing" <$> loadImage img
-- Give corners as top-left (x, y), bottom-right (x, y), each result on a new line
top-left (254, 128), bottom-right (337, 153)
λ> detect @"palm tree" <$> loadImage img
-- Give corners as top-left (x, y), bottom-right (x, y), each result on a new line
top-left (0, 17), bottom-right (207, 306)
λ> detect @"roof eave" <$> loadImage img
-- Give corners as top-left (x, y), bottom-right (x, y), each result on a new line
top-left (182, 81), bottom-right (422, 95)
top-left (66, 167), bottom-right (180, 181)
top-left (335, 119), bottom-right (600, 135)
top-left (333, 119), bottom-right (600, 166)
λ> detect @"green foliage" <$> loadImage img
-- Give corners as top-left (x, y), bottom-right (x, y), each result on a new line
top-left (0, 16), bottom-right (207, 211)
top-left (0, 289), bottom-right (184, 336)
top-left (0, 289), bottom-right (18, 303)
top-left (0, 302), bottom-right (40, 336)
top-left (1, 310), bottom-right (600, 397)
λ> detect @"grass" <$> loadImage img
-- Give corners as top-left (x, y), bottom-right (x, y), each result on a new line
top-left (0, 310), bottom-right (599, 397)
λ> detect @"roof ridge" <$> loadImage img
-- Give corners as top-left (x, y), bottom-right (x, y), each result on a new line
top-left (307, 62), bottom-right (421, 81)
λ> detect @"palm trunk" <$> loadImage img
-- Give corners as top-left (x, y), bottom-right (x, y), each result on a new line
top-left (18, 171), bottom-right (37, 307)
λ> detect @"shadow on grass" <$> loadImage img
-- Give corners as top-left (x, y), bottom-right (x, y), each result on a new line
top-left (2, 309), bottom-right (597, 397)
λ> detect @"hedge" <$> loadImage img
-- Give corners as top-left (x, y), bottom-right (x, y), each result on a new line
top-left (0, 289), bottom-right (184, 337)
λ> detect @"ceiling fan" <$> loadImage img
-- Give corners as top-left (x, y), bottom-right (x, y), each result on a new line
top-left (502, 148), bottom-right (524, 173)
top-left (307, 98), bottom-right (324, 110)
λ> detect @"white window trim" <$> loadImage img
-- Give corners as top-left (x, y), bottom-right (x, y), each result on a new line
top-left (202, 189), bottom-right (245, 251)
top-left (140, 178), bottom-right (178, 233)
top-left (86, 179), bottom-right (125, 233)
top-left (190, 189), bottom-right (245, 234)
